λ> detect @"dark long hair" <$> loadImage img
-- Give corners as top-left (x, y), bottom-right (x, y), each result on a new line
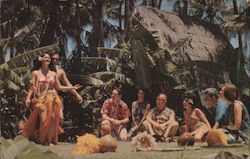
top-left (223, 84), bottom-right (239, 103)
top-left (32, 53), bottom-right (56, 71)
top-left (182, 91), bottom-right (200, 109)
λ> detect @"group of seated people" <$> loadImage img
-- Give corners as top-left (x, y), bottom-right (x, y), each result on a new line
top-left (100, 84), bottom-right (250, 144)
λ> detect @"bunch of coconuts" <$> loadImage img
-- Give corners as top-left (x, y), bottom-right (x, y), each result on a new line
top-left (177, 132), bottom-right (195, 146)
top-left (177, 129), bottom-right (228, 147)
top-left (99, 120), bottom-right (118, 152)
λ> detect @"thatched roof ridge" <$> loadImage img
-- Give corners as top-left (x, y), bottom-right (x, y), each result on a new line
top-left (132, 6), bottom-right (233, 66)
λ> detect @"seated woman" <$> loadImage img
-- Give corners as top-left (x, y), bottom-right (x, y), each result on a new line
top-left (217, 84), bottom-right (250, 143)
top-left (181, 92), bottom-right (211, 142)
top-left (129, 89), bottom-right (151, 137)
top-left (23, 53), bottom-right (81, 145)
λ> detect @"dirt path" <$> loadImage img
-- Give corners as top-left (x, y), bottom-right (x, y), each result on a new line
top-left (41, 142), bottom-right (249, 159)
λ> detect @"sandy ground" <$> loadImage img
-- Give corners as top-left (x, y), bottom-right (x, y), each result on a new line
top-left (40, 141), bottom-right (249, 159)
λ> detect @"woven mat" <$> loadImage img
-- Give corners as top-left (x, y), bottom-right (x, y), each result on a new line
top-left (153, 146), bottom-right (201, 151)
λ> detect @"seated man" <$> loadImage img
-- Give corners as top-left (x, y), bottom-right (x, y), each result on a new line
top-left (143, 93), bottom-right (179, 142)
top-left (202, 87), bottom-right (229, 128)
top-left (100, 88), bottom-right (130, 140)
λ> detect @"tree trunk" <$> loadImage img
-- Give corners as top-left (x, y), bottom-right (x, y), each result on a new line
top-left (151, 0), bottom-right (156, 7)
top-left (158, 0), bottom-right (163, 9)
top-left (183, 0), bottom-right (188, 15)
top-left (119, 1), bottom-right (122, 32)
top-left (71, 0), bottom-right (82, 73)
top-left (59, 38), bottom-right (67, 66)
top-left (76, 0), bottom-right (81, 56)
top-left (233, 0), bottom-right (238, 14)
top-left (124, 0), bottom-right (131, 41)
top-left (10, 44), bottom-right (14, 59)
top-left (90, 0), bottom-right (104, 57)
top-left (232, 0), bottom-right (242, 86)
top-left (236, 32), bottom-right (243, 85)
top-left (10, 19), bottom-right (15, 59)
top-left (175, 0), bottom-right (181, 16)
top-left (40, 0), bottom-right (59, 46)
top-left (0, 50), bottom-right (5, 64)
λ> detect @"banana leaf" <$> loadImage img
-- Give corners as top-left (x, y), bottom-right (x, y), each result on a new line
top-left (12, 67), bottom-right (31, 75)
top-left (1, 135), bottom-right (61, 159)
top-left (68, 74), bottom-right (104, 86)
top-left (0, 64), bottom-right (25, 87)
top-left (131, 18), bottom-right (160, 51)
top-left (81, 57), bottom-right (117, 67)
top-left (7, 43), bottom-right (58, 69)
top-left (97, 47), bottom-right (131, 59)
top-left (6, 79), bottom-right (21, 91)
top-left (89, 71), bottom-right (133, 85)
top-left (131, 39), bottom-right (152, 89)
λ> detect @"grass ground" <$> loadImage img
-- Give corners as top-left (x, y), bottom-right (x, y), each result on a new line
top-left (40, 141), bottom-right (249, 159)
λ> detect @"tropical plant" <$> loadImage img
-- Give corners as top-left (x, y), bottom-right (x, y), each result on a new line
top-left (1, 135), bottom-right (61, 159)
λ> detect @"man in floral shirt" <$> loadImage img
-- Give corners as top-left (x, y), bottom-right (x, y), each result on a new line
top-left (143, 93), bottom-right (179, 142)
top-left (100, 88), bottom-right (130, 140)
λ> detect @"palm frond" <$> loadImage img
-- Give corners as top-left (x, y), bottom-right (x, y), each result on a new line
top-left (0, 38), bottom-right (10, 48)
top-left (12, 22), bottom-right (37, 44)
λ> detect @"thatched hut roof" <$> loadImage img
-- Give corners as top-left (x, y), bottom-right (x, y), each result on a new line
top-left (132, 6), bottom-right (233, 66)
top-left (131, 6), bottom-right (234, 89)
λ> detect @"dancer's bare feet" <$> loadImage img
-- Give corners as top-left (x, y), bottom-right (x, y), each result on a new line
top-left (49, 143), bottom-right (55, 146)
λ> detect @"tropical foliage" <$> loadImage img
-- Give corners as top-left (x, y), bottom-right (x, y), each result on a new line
top-left (1, 135), bottom-right (61, 159)
top-left (0, 0), bottom-right (249, 141)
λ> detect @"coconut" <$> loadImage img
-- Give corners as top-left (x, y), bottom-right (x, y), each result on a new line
top-left (206, 129), bottom-right (228, 147)
top-left (177, 132), bottom-right (195, 146)
top-left (99, 134), bottom-right (117, 152)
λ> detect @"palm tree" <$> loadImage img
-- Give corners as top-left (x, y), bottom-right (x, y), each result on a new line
top-left (89, 0), bottom-right (105, 57)
top-left (124, 0), bottom-right (132, 41)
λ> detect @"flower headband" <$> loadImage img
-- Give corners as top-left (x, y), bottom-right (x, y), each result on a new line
top-left (38, 55), bottom-right (43, 61)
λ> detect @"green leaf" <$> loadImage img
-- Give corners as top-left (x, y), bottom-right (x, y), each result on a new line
top-left (81, 99), bottom-right (96, 108)
top-left (0, 64), bottom-right (25, 88)
top-left (97, 47), bottom-right (131, 59)
top-left (2, 136), bottom-right (61, 159)
top-left (12, 67), bottom-right (30, 75)
top-left (131, 39), bottom-right (152, 89)
top-left (131, 19), bottom-right (160, 51)
top-left (68, 74), bottom-right (104, 86)
top-left (81, 57), bottom-right (117, 67)
top-left (6, 80), bottom-right (20, 91)
top-left (90, 71), bottom-right (127, 82)
top-left (7, 43), bottom-right (58, 69)
top-left (164, 61), bottom-right (177, 74)
top-left (0, 137), bottom-right (14, 149)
